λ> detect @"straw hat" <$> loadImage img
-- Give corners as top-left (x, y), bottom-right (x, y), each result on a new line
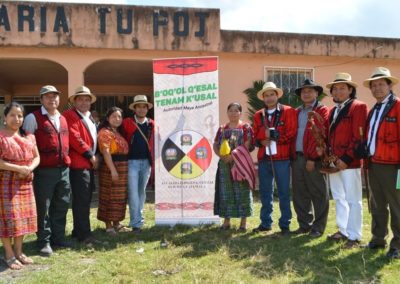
top-left (295, 79), bottom-right (323, 96)
top-left (326, 73), bottom-right (358, 89)
top-left (129, 95), bottom-right (153, 110)
top-left (69, 86), bottom-right (96, 104)
top-left (257, 82), bottom-right (283, 100)
top-left (39, 85), bottom-right (60, 96)
top-left (363, 67), bottom-right (399, 88)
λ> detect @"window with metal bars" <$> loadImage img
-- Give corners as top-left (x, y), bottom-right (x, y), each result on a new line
top-left (264, 66), bottom-right (314, 107)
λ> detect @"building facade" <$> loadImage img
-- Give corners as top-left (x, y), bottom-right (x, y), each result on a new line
top-left (1, 1), bottom-right (400, 123)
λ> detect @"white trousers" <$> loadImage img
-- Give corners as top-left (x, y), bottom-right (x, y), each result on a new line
top-left (329, 168), bottom-right (363, 241)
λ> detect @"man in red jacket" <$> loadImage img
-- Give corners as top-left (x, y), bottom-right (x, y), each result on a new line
top-left (63, 86), bottom-right (99, 246)
top-left (291, 79), bottom-right (329, 238)
top-left (121, 95), bottom-right (155, 233)
top-left (252, 82), bottom-right (297, 235)
top-left (23, 85), bottom-right (71, 256)
top-left (325, 73), bottom-right (367, 248)
top-left (363, 67), bottom-right (400, 259)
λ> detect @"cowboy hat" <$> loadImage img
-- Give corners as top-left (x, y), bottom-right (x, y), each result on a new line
top-left (295, 79), bottom-right (323, 96)
top-left (69, 86), bottom-right (97, 104)
top-left (39, 85), bottom-right (60, 96)
top-left (326, 73), bottom-right (358, 89)
top-left (363, 67), bottom-right (399, 87)
top-left (257, 82), bottom-right (283, 100)
top-left (129, 95), bottom-right (153, 110)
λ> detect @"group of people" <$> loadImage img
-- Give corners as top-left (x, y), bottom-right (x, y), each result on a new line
top-left (0, 87), bottom-right (154, 270)
top-left (1, 66), bottom-right (399, 270)
top-left (213, 66), bottom-right (400, 260)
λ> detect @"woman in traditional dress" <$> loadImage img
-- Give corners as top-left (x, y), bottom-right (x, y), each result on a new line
top-left (0, 102), bottom-right (40, 270)
top-left (213, 102), bottom-right (254, 231)
top-left (97, 107), bottom-right (130, 235)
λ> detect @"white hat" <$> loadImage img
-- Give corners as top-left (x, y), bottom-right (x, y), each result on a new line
top-left (256, 82), bottom-right (283, 100)
top-left (363, 67), bottom-right (399, 88)
top-left (69, 86), bottom-right (96, 104)
top-left (326, 73), bottom-right (358, 89)
top-left (129, 95), bottom-right (153, 110)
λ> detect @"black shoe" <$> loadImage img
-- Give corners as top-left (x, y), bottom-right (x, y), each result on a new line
top-left (252, 225), bottom-right (271, 233)
top-left (132, 227), bottom-right (142, 234)
top-left (280, 228), bottom-right (291, 236)
top-left (309, 230), bottom-right (323, 238)
top-left (82, 236), bottom-right (102, 247)
top-left (386, 248), bottom-right (400, 259)
top-left (39, 243), bottom-right (53, 257)
top-left (363, 242), bottom-right (386, 250)
top-left (51, 240), bottom-right (73, 249)
top-left (291, 227), bottom-right (311, 235)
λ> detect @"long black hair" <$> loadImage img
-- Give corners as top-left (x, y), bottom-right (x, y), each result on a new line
top-left (330, 83), bottom-right (357, 99)
top-left (98, 107), bottom-right (124, 135)
top-left (3, 101), bottom-right (26, 137)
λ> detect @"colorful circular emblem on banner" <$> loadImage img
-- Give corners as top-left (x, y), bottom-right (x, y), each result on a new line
top-left (162, 130), bottom-right (212, 180)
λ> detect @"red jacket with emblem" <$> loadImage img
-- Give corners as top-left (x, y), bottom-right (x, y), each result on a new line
top-left (33, 110), bottom-right (70, 168)
top-left (253, 104), bottom-right (297, 161)
top-left (328, 99), bottom-right (368, 169)
top-left (63, 108), bottom-right (96, 170)
top-left (367, 95), bottom-right (400, 164)
top-left (295, 102), bottom-right (329, 161)
top-left (121, 117), bottom-right (155, 165)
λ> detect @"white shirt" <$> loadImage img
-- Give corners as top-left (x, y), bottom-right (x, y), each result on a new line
top-left (23, 106), bottom-right (61, 133)
top-left (77, 110), bottom-right (97, 153)
top-left (266, 108), bottom-right (276, 122)
top-left (367, 94), bottom-right (391, 156)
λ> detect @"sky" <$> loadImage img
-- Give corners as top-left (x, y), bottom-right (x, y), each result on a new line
top-left (27, 0), bottom-right (400, 39)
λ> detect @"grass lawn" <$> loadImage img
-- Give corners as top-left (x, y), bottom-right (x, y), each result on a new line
top-left (1, 194), bottom-right (400, 283)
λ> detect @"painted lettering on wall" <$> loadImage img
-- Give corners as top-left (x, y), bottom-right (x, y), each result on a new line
top-left (0, 4), bottom-right (209, 37)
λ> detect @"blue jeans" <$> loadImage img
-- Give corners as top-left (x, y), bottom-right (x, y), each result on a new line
top-left (128, 159), bottom-right (151, 228)
top-left (258, 159), bottom-right (291, 229)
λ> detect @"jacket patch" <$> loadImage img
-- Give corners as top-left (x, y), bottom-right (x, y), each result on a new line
top-left (385, 116), bottom-right (397, 122)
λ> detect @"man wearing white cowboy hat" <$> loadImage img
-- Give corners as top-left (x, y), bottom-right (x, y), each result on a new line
top-left (325, 73), bottom-right (368, 248)
top-left (23, 85), bottom-right (71, 256)
top-left (291, 79), bottom-right (330, 238)
top-left (63, 86), bottom-right (100, 246)
top-left (363, 67), bottom-right (400, 259)
top-left (121, 95), bottom-right (155, 233)
top-left (252, 82), bottom-right (297, 234)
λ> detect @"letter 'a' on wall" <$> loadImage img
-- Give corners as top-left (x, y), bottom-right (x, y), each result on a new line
top-left (153, 57), bottom-right (220, 226)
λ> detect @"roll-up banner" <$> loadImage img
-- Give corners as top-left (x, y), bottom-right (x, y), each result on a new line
top-left (153, 56), bottom-right (220, 226)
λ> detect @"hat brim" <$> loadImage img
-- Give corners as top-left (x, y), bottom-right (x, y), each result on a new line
top-left (257, 87), bottom-right (283, 100)
top-left (69, 93), bottom-right (97, 104)
top-left (294, 85), bottom-right (323, 96)
top-left (129, 101), bottom-right (153, 110)
top-left (40, 90), bottom-right (60, 96)
top-left (363, 76), bottom-right (399, 88)
top-left (326, 81), bottom-right (358, 89)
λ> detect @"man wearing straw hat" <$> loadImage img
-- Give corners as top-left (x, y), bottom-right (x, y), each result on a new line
top-left (252, 82), bottom-right (297, 235)
top-left (291, 79), bottom-right (329, 238)
top-left (363, 67), bottom-right (400, 259)
top-left (23, 85), bottom-right (71, 256)
top-left (63, 86), bottom-right (99, 246)
top-left (121, 95), bottom-right (155, 233)
top-left (325, 73), bottom-right (368, 248)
